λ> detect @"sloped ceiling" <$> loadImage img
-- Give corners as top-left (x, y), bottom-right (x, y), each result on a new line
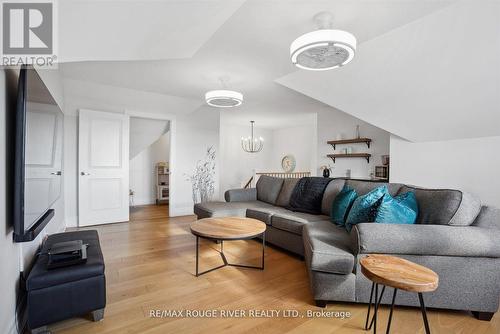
top-left (276, 1), bottom-right (500, 142)
top-left (59, 0), bottom-right (245, 62)
top-left (59, 0), bottom-right (454, 128)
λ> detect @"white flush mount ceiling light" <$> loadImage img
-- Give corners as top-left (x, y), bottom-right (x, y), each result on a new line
top-left (290, 12), bottom-right (356, 71)
top-left (205, 77), bottom-right (243, 108)
top-left (205, 90), bottom-right (243, 108)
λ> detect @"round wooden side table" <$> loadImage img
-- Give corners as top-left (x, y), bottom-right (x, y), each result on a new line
top-left (360, 254), bottom-right (439, 334)
top-left (190, 217), bottom-right (266, 276)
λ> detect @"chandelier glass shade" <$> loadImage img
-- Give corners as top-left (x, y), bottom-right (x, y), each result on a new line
top-left (241, 121), bottom-right (264, 153)
top-left (205, 89), bottom-right (243, 108)
top-left (290, 29), bottom-right (356, 71)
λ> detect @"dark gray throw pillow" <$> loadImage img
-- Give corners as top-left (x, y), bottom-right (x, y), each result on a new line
top-left (288, 177), bottom-right (331, 214)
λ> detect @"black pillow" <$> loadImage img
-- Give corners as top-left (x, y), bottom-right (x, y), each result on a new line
top-left (288, 177), bottom-right (332, 214)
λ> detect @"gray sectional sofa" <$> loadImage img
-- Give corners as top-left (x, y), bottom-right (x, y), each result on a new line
top-left (194, 176), bottom-right (500, 320)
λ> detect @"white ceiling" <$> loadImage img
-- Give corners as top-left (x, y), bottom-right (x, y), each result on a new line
top-left (276, 0), bottom-right (500, 142)
top-left (59, 0), bottom-right (462, 131)
top-left (59, 0), bottom-right (245, 62)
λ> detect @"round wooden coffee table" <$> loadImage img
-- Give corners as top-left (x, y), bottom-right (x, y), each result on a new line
top-left (190, 217), bottom-right (266, 276)
top-left (360, 254), bottom-right (439, 334)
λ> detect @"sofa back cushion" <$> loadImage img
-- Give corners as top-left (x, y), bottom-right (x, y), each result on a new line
top-left (345, 179), bottom-right (402, 196)
top-left (321, 179), bottom-right (346, 215)
top-left (276, 178), bottom-right (299, 207)
top-left (471, 206), bottom-right (500, 229)
top-left (397, 185), bottom-right (481, 226)
top-left (256, 175), bottom-right (284, 205)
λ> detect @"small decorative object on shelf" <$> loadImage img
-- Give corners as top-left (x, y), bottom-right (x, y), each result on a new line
top-left (320, 165), bottom-right (332, 178)
top-left (281, 155), bottom-right (296, 173)
top-left (355, 125), bottom-right (360, 139)
top-left (346, 169), bottom-right (352, 178)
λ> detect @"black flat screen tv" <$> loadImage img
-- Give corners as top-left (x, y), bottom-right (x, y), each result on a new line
top-left (13, 67), bottom-right (63, 242)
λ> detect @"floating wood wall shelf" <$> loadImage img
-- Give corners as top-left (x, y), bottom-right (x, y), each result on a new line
top-left (327, 138), bottom-right (372, 150)
top-left (327, 153), bottom-right (371, 164)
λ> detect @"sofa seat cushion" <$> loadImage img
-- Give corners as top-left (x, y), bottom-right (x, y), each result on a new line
top-left (194, 201), bottom-right (273, 219)
top-left (246, 207), bottom-right (291, 225)
top-left (303, 221), bottom-right (355, 275)
top-left (271, 211), bottom-right (330, 235)
top-left (27, 230), bottom-right (104, 291)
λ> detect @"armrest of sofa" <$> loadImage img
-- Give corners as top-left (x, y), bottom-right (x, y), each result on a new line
top-left (351, 223), bottom-right (500, 258)
top-left (224, 188), bottom-right (257, 202)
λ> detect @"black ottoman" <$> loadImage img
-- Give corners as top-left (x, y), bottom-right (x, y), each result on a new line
top-left (27, 230), bottom-right (106, 333)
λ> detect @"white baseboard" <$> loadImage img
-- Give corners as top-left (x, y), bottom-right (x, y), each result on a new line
top-left (131, 198), bottom-right (156, 206)
top-left (169, 206), bottom-right (194, 217)
top-left (65, 215), bottom-right (78, 228)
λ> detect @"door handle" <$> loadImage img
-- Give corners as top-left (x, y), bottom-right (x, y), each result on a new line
top-left (80, 172), bottom-right (91, 176)
top-left (51, 171), bottom-right (62, 176)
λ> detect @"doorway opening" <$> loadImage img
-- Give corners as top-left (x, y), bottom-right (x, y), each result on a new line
top-left (129, 117), bottom-right (171, 217)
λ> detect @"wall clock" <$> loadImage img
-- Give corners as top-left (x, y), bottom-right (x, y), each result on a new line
top-left (281, 155), bottom-right (296, 173)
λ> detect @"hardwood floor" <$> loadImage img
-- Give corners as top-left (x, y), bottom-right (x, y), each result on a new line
top-left (50, 205), bottom-right (500, 334)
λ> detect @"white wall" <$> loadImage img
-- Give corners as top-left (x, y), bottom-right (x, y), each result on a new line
top-left (61, 79), bottom-right (204, 225)
top-left (317, 108), bottom-right (390, 179)
top-left (390, 135), bottom-right (500, 207)
top-left (0, 68), bottom-right (66, 334)
top-left (1, 69), bottom-right (20, 334)
top-left (169, 108), bottom-right (220, 216)
top-left (219, 106), bottom-right (390, 196)
top-left (270, 120), bottom-right (316, 174)
top-left (219, 121), bottom-right (274, 194)
top-left (130, 133), bottom-right (170, 206)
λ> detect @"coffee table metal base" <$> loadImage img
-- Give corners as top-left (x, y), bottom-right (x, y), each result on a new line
top-left (195, 233), bottom-right (265, 277)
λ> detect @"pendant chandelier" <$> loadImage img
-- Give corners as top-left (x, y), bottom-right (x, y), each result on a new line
top-left (241, 121), bottom-right (264, 153)
top-left (290, 12), bottom-right (356, 71)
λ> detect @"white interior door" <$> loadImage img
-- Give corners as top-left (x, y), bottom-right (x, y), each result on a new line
top-left (78, 109), bottom-right (130, 226)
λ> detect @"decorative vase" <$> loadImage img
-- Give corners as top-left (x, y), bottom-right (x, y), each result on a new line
top-left (355, 125), bottom-right (360, 139)
top-left (323, 168), bottom-right (330, 178)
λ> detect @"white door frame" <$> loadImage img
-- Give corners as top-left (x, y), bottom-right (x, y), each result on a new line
top-left (125, 110), bottom-right (176, 217)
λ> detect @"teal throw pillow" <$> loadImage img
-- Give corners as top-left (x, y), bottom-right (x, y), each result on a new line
top-left (330, 185), bottom-right (358, 226)
top-left (375, 191), bottom-right (418, 225)
top-left (345, 186), bottom-right (388, 232)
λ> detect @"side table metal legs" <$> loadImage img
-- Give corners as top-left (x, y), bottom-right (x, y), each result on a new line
top-left (365, 282), bottom-right (386, 333)
top-left (364, 283), bottom-right (431, 334)
top-left (195, 232), bottom-right (265, 277)
top-left (418, 292), bottom-right (431, 334)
